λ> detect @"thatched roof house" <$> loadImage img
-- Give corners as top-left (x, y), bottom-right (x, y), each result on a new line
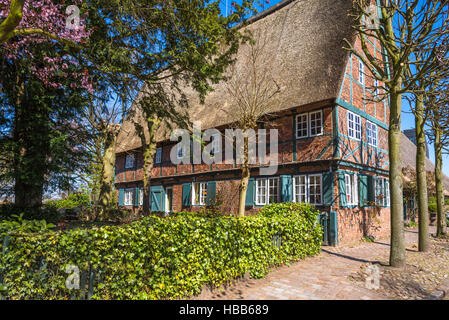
top-left (401, 132), bottom-right (449, 196)
top-left (116, 0), bottom-right (356, 153)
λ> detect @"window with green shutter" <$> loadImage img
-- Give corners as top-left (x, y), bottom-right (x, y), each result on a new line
top-left (118, 189), bottom-right (124, 206)
top-left (206, 181), bottom-right (216, 205)
top-left (245, 178), bottom-right (255, 206)
top-left (182, 183), bottom-right (192, 207)
top-left (338, 172), bottom-right (347, 207)
top-left (280, 175), bottom-right (293, 202)
top-left (322, 171), bottom-right (334, 206)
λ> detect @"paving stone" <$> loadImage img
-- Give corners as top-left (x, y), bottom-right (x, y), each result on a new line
top-left (192, 228), bottom-right (431, 300)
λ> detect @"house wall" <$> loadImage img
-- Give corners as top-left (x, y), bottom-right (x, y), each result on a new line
top-left (114, 17), bottom-right (392, 246)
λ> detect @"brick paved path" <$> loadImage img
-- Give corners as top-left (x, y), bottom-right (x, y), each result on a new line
top-left (193, 229), bottom-right (423, 300)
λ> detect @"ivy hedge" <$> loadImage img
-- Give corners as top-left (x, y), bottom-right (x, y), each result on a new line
top-left (0, 203), bottom-right (322, 300)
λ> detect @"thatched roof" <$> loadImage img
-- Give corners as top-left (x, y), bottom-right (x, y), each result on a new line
top-left (116, 0), bottom-right (356, 153)
top-left (401, 132), bottom-right (449, 196)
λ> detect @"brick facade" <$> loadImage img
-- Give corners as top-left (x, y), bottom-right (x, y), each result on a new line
top-left (114, 1), bottom-right (391, 247)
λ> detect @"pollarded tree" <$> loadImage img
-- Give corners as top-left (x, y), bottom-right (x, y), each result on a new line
top-left (347, 0), bottom-right (448, 267)
top-left (223, 23), bottom-right (284, 217)
top-left (427, 79), bottom-right (449, 237)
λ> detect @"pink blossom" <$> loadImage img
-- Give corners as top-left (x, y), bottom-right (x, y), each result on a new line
top-left (1, 0), bottom-right (92, 91)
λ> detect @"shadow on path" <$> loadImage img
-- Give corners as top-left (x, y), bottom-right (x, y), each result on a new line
top-left (321, 248), bottom-right (383, 264)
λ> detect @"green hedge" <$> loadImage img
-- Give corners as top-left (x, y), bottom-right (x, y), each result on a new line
top-left (0, 203), bottom-right (322, 300)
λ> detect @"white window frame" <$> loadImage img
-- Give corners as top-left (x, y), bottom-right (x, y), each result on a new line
top-left (359, 60), bottom-right (365, 85)
top-left (192, 182), bottom-right (207, 206)
top-left (139, 188), bottom-right (143, 206)
top-left (125, 154), bottom-right (135, 169)
top-left (308, 174), bottom-right (323, 205)
top-left (292, 174), bottom-right (323, 205)
top-left (296, 113), bottom-right (308, 138)
top-left (309, 110), bottom-right (323, 137)
top-left (366, 121), bottom-right (378, 147)
top-left (293, 175), bottom-right (307, 203)
top-left (124, 188), bottom-right (134, 206)
top-left (385, 180), bottom-right (390, 206)
top-left (347, 111), bottom-right (361, 140)
top-left (296, 110), bottom-right (323, 139)
top-left (345, 174), bottom-right (358, 206)
top-left (374, 177), bottom-right (384, 206)
top-left (255, 177), bottom-right (280, 206)
top-left (155, 147), bottom-right (162, 164)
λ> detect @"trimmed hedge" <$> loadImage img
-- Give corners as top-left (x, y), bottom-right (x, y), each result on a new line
top-left (0, 203), bottom-right (322, 300)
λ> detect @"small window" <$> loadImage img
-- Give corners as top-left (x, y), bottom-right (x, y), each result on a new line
top-left (293, 175), bottom-right (307, 203)
top-left (139, 188), bottom-right (144, 206)
top-left (255, 177), bottom-right (279, 205)
top-left (308, 174), bottom-right (323, 205)
top-left (155, 147), bottom-right (162, 164)
top-left (211, 134), bottom-right (220, 156)
top-left (192, 182), bottom-right (207, 205)
top-left (125, 154), bottom-right (135, 169)
top-left (366, 121), bottom-right (378, 147)
top-left (345, 174), bottom-right (358, 206)
top-left (359, 61), bottom-right (365, 85)
top-left (385, 180), bottom-right (390, 206)
top-left (296, 111), bottom-right (323, 139)
top-left (374, 79), bottom-right (379, 96)
top-left (374, 178), bottom-right (388, 206)
top-left (348, 111), bottom-right (361, 140)
top-left (124, 189), bottom-right (134, 206)
top-left (177, 145), bottom-right (184, 159)
top-left (374, 178), bottom-right (383, 206)
top-left (296, 114), bottom-right (308, 138)
top-left (309, 110), bottom-right (323, 136)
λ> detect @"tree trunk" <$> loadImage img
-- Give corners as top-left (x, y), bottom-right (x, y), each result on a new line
top-left (137, 113), bottom-right (160, 215)
top-left (238, 137), bottom-right (249, 217)
top-left (13, 82), bottom-right (47, 208)
top-left (434, 125), bottom-right (447, 237)
top-left (389, 88), bottom-right (406, 267)
top-left (97, 124), bottom-right (120, 220)
top-left (415, 96), bottom-right (429, 251)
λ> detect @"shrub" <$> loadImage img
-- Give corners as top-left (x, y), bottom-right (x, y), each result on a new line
top-left (0, 203), bottom-right (322, 300)
top-left (0, 204), bottom-right (61, 224)
top-left (45, 192), bottom-right (90, 210)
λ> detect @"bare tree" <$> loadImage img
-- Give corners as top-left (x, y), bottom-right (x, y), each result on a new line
top-left (427, 78), bottom-right (449, 237)
top-left (346, 0), bottom-right (448, 266)
top-left (224, 24), bottom-right (284, 216)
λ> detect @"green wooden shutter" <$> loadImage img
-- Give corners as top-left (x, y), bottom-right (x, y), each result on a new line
top-left (323, 171), bottom-right (334, 206)
top-left (150, 186), bottom-right (163, 211)
top-left (206, 181), bottom-right (217, 205)
top-left (367, 175), bottom-right (375, 203)
top-left (280, 175), bottom-right (292, 202)
top-left (338, 172), bottom-right (346, 207)
top-left (245, 178), bottom-right (255, 206)
top-left (134, 187), bottom-right (140, 206)
top-left (182, 183), bottom-right (192, 207)
top-left (359, 174), bottom-right (368, 207)
top-left (118, 189), bottom-right (124, 206)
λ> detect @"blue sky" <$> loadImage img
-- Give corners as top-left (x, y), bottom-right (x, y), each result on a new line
top-left (221, 0), bottom-right (449, 176)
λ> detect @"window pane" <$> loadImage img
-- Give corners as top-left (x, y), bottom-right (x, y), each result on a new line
top-left (256, 179), bottom-right (267, 205)
top-left (310, 111), bottom-right (322, 136)
top-left (297, 114), bottom-right (308, 138)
